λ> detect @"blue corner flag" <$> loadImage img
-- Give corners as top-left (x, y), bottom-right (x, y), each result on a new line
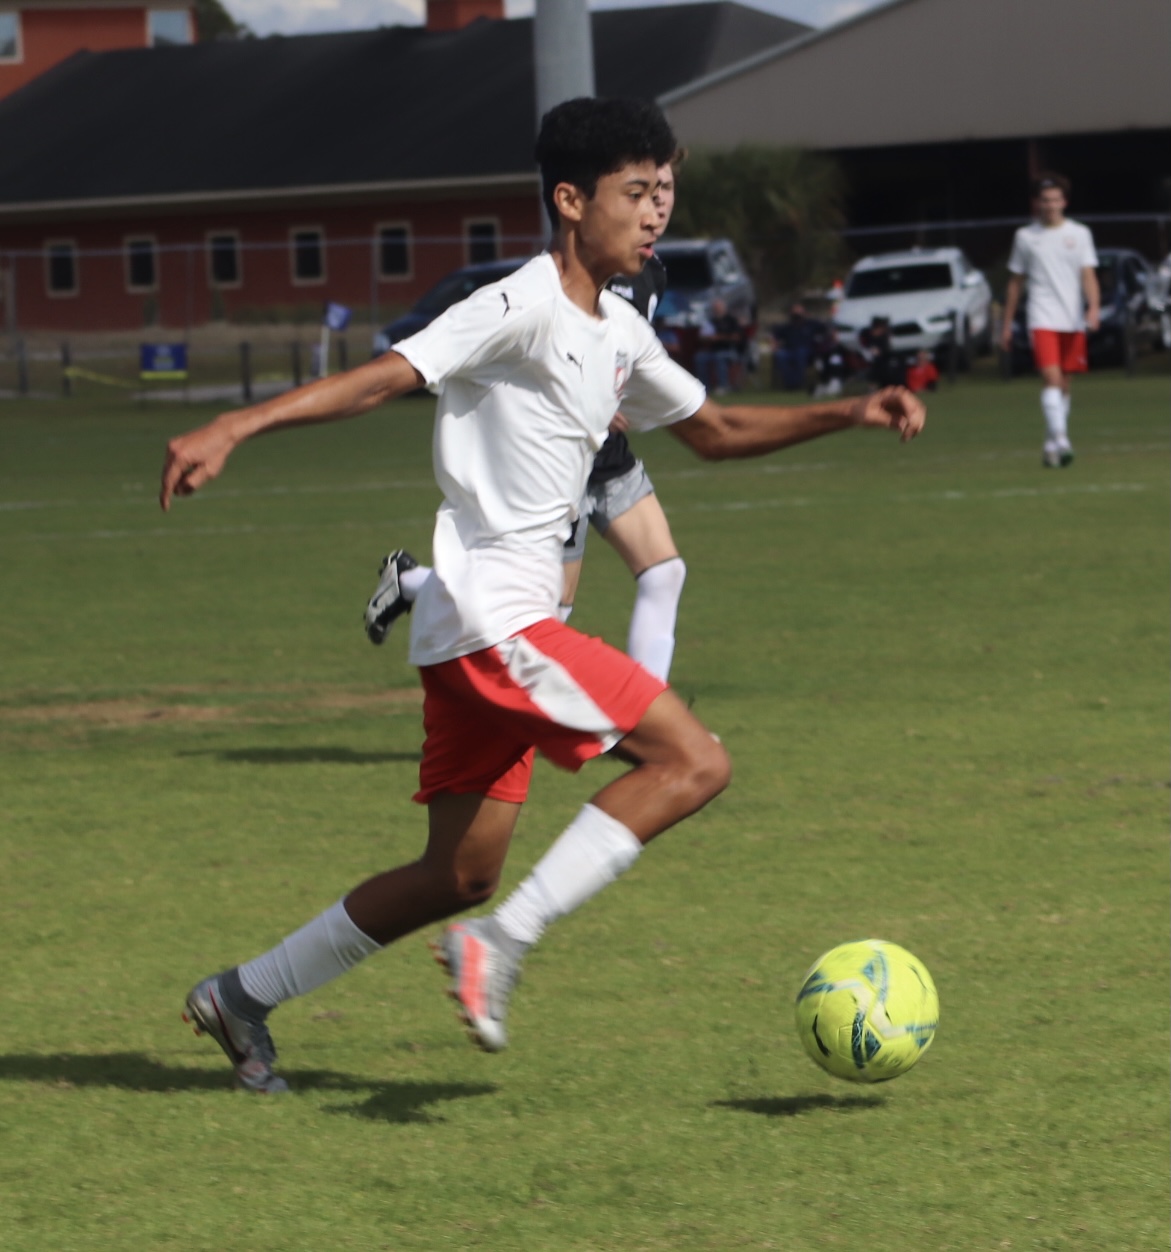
top-left (324, 302), bottom-right (352, 332)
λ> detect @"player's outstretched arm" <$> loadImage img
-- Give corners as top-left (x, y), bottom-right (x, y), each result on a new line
top-left (668, 388), bottom-right (925, 462)
top-left (159, 351), bottom-right (424, 511)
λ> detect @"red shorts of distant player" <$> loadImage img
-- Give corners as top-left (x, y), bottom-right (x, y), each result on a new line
top-left (1031, 329), bottom-right (1088, 373)
top-left (414, 617), bottom-right (666, 805)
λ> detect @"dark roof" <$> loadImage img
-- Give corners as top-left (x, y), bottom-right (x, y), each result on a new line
top-left (0, 3), bottom-right (808, 210)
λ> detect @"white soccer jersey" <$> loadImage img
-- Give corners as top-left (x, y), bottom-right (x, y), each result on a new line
top-left (394, 253), bottom-right (707, 667)
top-left (1008, 218), bottom-right (1098, 332)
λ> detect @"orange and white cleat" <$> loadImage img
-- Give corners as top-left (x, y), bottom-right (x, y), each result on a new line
top-left (432, 918), bottom-right (522, 1053)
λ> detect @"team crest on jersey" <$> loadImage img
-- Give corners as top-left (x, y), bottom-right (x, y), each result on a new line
top-left (614, 350), bottom-right (630, 396)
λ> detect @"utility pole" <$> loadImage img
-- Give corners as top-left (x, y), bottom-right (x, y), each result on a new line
top-left (533, 0), bottom-right (595, 240)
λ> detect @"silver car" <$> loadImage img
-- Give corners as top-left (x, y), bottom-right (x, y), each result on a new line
top-left (833, 247), bottom-right (993, 366)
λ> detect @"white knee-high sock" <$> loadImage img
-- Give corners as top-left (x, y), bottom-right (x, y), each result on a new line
top-left (237, 899), bottom-right (382, 1008)
top-left (493, 804), bottom-right (643, 948)
top-left (626, 557), bottom-right (687, 682)
top-left (1060, 391), bottom-right (1072, 445)
top-left (1041, 386), bottom-right (1067, 446)
top-left (400, 565), bottom-right (430, 600)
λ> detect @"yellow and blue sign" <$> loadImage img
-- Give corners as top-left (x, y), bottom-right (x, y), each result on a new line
top-left (140, 343), bottom-right (188, 381)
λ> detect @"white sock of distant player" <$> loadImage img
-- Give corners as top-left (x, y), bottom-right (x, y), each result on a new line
top-left (236, 899), bottom-right (381, 1008)
top-left (493, 804), bottom-right (643, 948)
top-left (626, 557), bottom-right (686, 681)
top-left (1060, 391), bottom-right (1072, 446)
top-left (400, 565), bottom-right (429, 600)
top-left (1041, 386), bottom-right (1067, 448)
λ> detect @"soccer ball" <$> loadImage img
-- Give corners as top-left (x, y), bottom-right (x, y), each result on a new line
top-left (794, 939), bottom-right (939, 1083)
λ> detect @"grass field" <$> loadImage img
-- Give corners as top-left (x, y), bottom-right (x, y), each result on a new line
top-left (1, 369), bottom-right (1167, 1251)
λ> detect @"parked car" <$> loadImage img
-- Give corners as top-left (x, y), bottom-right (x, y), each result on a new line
top-left (1152, 251), bottom-right (1171, 350)
top-left (1001, 246), bottom-right (1165, 374)
top-left (373, 256), bottom-right (527, 354)
top-left (652, 238), bottom-right (757, 332)
top-left (833, 247), bottom-right (993, 367)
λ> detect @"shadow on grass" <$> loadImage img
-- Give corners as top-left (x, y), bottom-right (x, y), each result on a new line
top-left (0, 1053), bottom-right (493, 1124)
top-left (714, 1093), bottom-right (885, 1118)
top-left (179, 746), bottom-right (421, 765)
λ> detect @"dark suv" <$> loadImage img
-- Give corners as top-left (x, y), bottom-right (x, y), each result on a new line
top-left (373, 257), bottom-right (528, 353)
top-left (653, 238), bottom-right (757, 332)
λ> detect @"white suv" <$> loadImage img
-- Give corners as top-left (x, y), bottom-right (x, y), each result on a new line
top-left (834, 247), bottom-right (993, 364)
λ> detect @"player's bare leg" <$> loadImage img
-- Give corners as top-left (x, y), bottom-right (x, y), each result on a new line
top-left (345, 792), bottom-right (521, 943)
top-left (445, 690), bottom-right (730, 1051)
top-left (185, 794), bottom-right (521, 1085)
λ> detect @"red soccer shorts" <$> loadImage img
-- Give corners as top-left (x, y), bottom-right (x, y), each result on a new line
top-left (413, 617), bottom-right (667, 805)
top-left (1031, 329), bottom-right (1088, 373)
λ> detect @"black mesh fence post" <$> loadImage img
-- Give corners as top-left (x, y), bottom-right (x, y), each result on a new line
top-left (291, 340), bottom-right (302, 388)
top-left (337, 336), bottom-right (348, 373)
top-left (947, 312), bottom-right (959, 384)
top-left (61, 341), bottom-right (72, 397)
top-left (16, 338), bottom-right (29, 396)
top-left (240, 341), bottom-right (252, 403)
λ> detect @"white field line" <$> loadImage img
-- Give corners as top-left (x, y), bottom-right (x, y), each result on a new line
top-left (7, 482), bottom-right (1153, 543)
top-left (2, 439), bottom-right (1167, 516)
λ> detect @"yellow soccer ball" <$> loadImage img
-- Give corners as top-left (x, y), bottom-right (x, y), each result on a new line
top-left (794, 939), bottom-right (939, 1083)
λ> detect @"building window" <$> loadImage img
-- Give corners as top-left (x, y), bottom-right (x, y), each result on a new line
top-left (377, 224), bottom-right (411, 280)
top-left (207, 232), bottom-right (241, 287)
top-left (149, 9), bottom-right (192, 46)
top-left (291, 228), bottom-right (325, 285)
top-left (45, 240), bottom-right (78, 297)
top-left (0, 12), bottom-right (21, 62)
top-left (465, 219), bottom-right (500, 265)
top-left (125, 237), bottom-right (158, 291)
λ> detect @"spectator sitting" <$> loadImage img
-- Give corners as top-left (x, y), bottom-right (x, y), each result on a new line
top-left (812, 326), bottom-right (850, 397)
top-left (858, 315), bottom-right (902, 388)
top-left (693, 298), bottom-right (745, 394)
top-left (904, 349), bottom-right (940, 393)
top-left (771, 303), bottom-right (822, 391)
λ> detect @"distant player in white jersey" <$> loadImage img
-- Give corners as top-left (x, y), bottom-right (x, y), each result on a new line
top-left (1001, 173), bottom-right (1100, 468)
top-left (159, 97), bottom-right (925, 1091)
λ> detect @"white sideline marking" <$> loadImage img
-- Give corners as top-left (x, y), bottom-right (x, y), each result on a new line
top-left (7, 482), bottom-right (1152, 543)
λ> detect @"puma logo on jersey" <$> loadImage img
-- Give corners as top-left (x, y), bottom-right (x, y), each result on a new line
top-left (501, 293), bottom-right (513, 317)
top-left (566, 351), bottom-right (584, 374)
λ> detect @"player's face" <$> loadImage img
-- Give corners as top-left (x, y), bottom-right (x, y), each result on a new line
top-left (576, 160), bottom-right (660, 277)
top-left (1034, 187), bottom-right (1067, 225)
top-left (652, 164), bottom-right (676, 240)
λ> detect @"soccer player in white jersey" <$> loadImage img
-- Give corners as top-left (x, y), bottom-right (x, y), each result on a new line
top-left (159, 98), bottom-right (925, 1091)
top-left (1001, 173), bottom-right (1100, 468)
top-left (369, 156), bottom-right (687, 683)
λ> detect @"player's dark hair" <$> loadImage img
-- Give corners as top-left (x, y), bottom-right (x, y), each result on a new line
top-left (1031, 171), bottom-right (1071, 199)
top-left (535, 97), bottom-right (677, 229)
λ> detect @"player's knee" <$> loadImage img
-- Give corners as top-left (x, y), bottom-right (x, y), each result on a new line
top-left (669, 732), bottom-right (731, 811)
top-left (450, 869), bottom-right (500, 908)
top-left (693, 734), bottom-right (732, 803)
top-left (637, 556), bottom-right (686, 602)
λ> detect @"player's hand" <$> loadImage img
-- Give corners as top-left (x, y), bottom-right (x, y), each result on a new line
top-left (1085, 308), bottom-right (1101, 333)
top-left (159, 419), bottom-right (235, 511)
top-left (999, 324), bottom-right (1014, 352)
top-left (609, 411), bottom-right (631, 434)
top-left (851, 386), bottom-right (925, 443)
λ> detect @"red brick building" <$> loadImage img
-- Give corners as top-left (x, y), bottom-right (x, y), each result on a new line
top-left (0, 1), bottom-right (808, 333)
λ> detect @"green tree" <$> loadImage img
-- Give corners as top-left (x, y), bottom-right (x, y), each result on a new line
top-left (194, 0), bottom-right (252, 41)
top-left (671, 146), bottom-right (849, 305)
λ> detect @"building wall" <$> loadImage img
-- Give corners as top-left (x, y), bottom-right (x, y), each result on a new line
top-left (0, 193), bottom-right (544, 332)
top-left (663, 0), bottom-right (1171, 150)
top-left (0, 3), bottom-right (192, 99)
